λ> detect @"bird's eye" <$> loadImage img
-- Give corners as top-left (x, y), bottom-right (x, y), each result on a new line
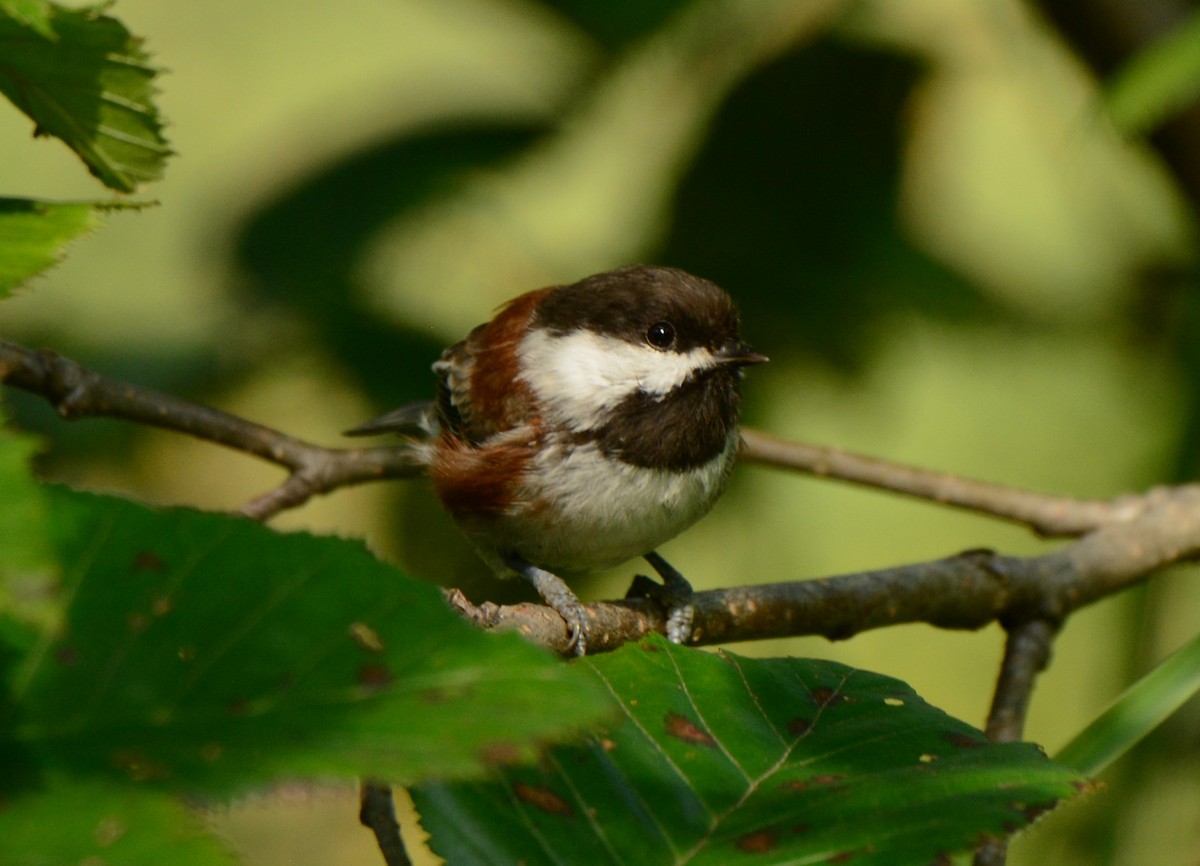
top-left (645, 321), bottom-right (676, 349)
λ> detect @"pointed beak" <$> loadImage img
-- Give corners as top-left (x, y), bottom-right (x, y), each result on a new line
top-left (718, 341), bottom-right (768, 367)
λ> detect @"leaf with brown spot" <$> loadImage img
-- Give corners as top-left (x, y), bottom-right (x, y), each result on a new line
top-left (131, 550), bottom-right (165, 572)
top-left (787, 716), bottom-right (812, 736)
top-left (357, 664), bottom-right (392, 690)
top-left (415, 636), bottom-right (1084, 865)
top-left (513, 782), bottom-right (573, 816)
top-left (9, 488), bottom-right (611, 794)
top-left (664, 711), bottom-right (716, 747)
top-left (736, 828), bottom-right (779, 852)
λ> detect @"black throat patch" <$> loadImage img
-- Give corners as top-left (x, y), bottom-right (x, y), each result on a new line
top-left (581, 366), bottom-right (742, 471)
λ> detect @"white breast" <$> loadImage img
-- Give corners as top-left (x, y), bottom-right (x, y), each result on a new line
top-left (476, 432), bottom-right (739, 575)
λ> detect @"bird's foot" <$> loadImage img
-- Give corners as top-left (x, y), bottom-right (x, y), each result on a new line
top-left (629, 552), bottom-right (695, 645)
top-left (505, 555), bottom-right (590, 656)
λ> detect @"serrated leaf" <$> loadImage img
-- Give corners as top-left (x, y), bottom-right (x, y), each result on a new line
top-left (0, 198), bottom-right (105, 294)
top-left (0, 776), bottom-right (238, 866)
top-left (414, 637), bottom-right (1085, 865)
top-left (6, 487), bottom-right (611, 793)
top-left (0, 4), bottom-right (171, 192)
top-left (0, 0), bottom-right (54, 39)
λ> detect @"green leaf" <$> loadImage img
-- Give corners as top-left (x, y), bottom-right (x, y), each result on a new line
top-left (0, 776), bottom-right (238, 866)
top-left (0, 422), bottom-right (58, 633)
top-left (0, 198), bottom-right (106, 294)
top-left (0, 4), bottom-right (171, 192)
top-left (415, 637), bottom-right (1084, 865)
top-left (1105, 8), bottom-right (1200, 135)
top-left (7, 487), bottom-right (611, 793)
top-left (0, 0), bottom-right (55, 39)
top-left (1055, 629), bottom-right (1200, 776)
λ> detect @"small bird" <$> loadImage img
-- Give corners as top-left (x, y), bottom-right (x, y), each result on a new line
top-left (346, 265), bottom-right (765, 654)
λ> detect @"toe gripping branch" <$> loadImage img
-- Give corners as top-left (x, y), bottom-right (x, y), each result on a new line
top-left (632, 552), bottom-right (696, 646)
top-left (505, 555), bottom-right (591, 656)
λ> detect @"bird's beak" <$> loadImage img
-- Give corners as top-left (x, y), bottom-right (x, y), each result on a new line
top-left (718, 342), bottom-right (768, 367)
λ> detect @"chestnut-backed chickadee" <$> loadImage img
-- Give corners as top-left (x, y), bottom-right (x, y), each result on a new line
top-left (346, 265), bottom-right (765, 654)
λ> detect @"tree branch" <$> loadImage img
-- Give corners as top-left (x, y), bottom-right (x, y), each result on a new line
top-left (739, 429), bottom-right (1144, 537)
top-left (0, 341), bottom-right (423, 519)
top-left (449, 484), bottom-right (1200, 654)
top-left (972, 619), bottom-right (1060, 866)
top-left (359, 781), bottom-right (413, 866)
top-left (985, 619), bottom-right (1060, 743)
top-left (6, 339), bottom-right (1199, 660)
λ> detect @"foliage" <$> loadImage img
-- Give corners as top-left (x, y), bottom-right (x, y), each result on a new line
top-left (0, 1), bottom-right (170, 192)
top-left (3, 1), bottom-right (1200, 865)
top-left (416, 637), bottom-right (1083, 865)
top-left (0, 437), bottom-right (613, 864)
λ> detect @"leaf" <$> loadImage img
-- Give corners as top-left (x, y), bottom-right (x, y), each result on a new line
top-left (1105, 8), bottom-right (1200, 135)
top-left (0, 776), bottom-right (238, 866)
top-left (0, 198), bottom-right (106, 294)
top-left (7, 487), bottom-right (612, 793)
top-left (0, 4), bottom-right (171, 192)
top-left (0, 419), bottom-right (55, 626)
top-left (414, 637), bottom-right (1084, 865)
top-left (0, 0), bottom-right (54, 39)
top-left (1055, 629), bottom-right (1200, 776)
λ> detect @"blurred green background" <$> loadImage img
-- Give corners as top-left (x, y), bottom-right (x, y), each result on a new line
top-left (3, 0), bottom-right (1199, 863)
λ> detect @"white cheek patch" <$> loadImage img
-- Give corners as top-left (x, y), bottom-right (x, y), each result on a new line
top-left (519, 328), bottom-right (715, 430)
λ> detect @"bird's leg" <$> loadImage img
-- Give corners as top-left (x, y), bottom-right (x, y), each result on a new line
top-left (503, 554), bottom-right (590, 656)
top-left (635, 552), bottom-right (695, 645)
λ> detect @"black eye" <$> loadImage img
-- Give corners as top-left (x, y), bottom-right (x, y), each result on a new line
top-left (645, 321), bottom-right (675, 349)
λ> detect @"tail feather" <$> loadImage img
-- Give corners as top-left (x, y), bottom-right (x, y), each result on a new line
top-left (344, 400), bottom-right (438, 439)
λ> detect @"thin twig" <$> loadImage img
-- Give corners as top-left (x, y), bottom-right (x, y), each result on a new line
top-left (359, 781), bottom-right (413, 866)
top-left (4, 340), bottom-right (1154, 531)
top-left (985, 619), bottom-right (1059, 743)
top-left (740, 428), bottom-right (1145, 537)
top-left (973, 619), bottom-right (1060, 866)
top-left (0, 341), bottom-right (423, 519)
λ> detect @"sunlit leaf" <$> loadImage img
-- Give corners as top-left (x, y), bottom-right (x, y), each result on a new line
top-left (0, 198), bottom-right (106, 294)
top-left (0, 0), bottom-right (54, 39)
top-left (7, 487), bottom-right (611, 794)
top-left (0, 4), bottom-right (171, 192)
top-left (416, 637), bottom-right (1084, 865)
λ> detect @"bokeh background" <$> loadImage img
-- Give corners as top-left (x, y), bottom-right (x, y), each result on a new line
top-left (3, 0), bottom-right (1199, 863)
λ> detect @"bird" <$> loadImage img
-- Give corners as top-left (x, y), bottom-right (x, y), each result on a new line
top-left (345, 264), bottom-right (765, 654)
